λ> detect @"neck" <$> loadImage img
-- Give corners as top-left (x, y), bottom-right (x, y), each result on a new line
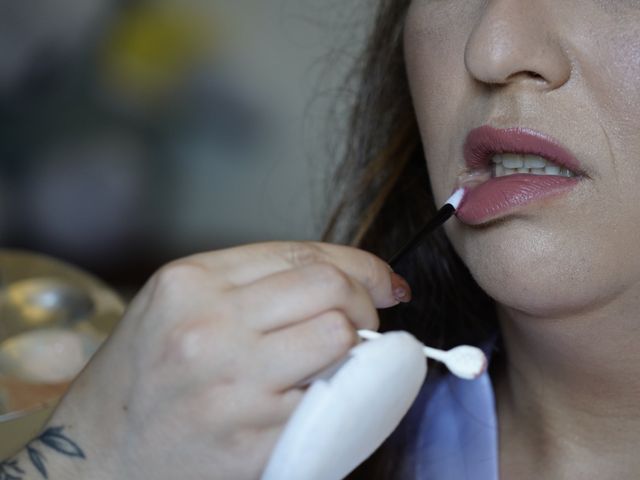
top-left (495, 293), bottom-right (640, 478)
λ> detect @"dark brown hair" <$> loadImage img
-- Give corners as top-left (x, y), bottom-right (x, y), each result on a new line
top-left (323, 1), bottom-right (497, 477)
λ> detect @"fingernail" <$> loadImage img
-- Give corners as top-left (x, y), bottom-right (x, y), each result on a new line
top-left (390, 272), bottom-right (412, 303)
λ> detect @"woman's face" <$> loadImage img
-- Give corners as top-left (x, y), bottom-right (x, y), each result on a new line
top-left (404, 1), bottom-right (640, 317)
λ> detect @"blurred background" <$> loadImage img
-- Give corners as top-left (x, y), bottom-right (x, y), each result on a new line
top-left (0, 0), bottom-right (373, 295)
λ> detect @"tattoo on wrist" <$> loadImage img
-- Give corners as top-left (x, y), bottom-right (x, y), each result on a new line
top-left (0, 426), bottom-right (85, 479)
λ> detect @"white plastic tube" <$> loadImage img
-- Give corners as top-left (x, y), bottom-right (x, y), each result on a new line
top-left (261, 332), bottom-right (427, 480)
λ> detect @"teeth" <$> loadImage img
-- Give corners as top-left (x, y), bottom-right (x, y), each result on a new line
top-left (491, 154), bottom-right (576, 178)
top-left (524, 155), bottom-right (546, 169)
top-left (502, 154), bottom-right (524, 169)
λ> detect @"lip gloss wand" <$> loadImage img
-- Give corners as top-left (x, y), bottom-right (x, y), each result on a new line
top-left (388, 187), bottom-right (466, 267)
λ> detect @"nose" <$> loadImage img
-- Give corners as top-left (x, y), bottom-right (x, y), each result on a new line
top-left (464, 0), bottom-right (571, 91)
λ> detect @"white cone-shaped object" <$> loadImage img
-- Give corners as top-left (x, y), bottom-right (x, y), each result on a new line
top-left (261, 331), bottom-right (427, 480)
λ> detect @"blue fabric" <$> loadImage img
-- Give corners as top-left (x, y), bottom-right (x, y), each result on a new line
top-left (389, 343), bottom-right (499, 479)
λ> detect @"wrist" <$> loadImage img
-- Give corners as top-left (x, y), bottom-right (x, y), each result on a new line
top-left (2, 424), bottom-right (89, 480)
top-left (11, 377), bottom-right (126, 480)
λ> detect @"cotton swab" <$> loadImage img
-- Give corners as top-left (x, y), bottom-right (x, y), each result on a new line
top-left (357, 329), bottom-right (487, 380)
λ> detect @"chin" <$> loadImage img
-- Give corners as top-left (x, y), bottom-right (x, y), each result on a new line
top-left (447, 219), bottom-right (623, 319)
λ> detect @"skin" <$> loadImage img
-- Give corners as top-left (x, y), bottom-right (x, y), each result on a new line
top-left (7, 2), bottom-right (640, 479)
top-left (4, 242), bottom-right (411, 479)
top-left (405, 0), bottom-right (640, 478)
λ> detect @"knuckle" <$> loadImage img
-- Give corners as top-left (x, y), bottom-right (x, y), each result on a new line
top-left (349, 247), bottom-right (388, 292)
top-left (282, 241), bottom-right (326, 267)
top-left (134, 261), bottom-right (210, 331)
top-left (322, 311), bottom-right (357, 352)
top-left (312, 263), bottom-right (352, 294)
top-left (163, 320), bottom-right (211, 364)
top-left (153, 260), bottom-right (207, 298)
top-left (162, 312), bottom-right (244, 369)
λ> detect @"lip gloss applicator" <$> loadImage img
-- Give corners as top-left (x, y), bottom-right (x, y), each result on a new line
top-left (387, 187), bottom-right (466, 267)
top-left (387, 168), bottom-right (490, 267)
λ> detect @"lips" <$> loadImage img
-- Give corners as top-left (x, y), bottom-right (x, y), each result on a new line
top-left (456, 126), bottom-right (582, 225)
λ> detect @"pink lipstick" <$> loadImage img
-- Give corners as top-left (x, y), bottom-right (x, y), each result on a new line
top-left (456, 126), bottom-right (582, 225)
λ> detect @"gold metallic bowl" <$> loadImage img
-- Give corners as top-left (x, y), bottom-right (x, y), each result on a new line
top-left (0, 250), bottom-right (124, 458)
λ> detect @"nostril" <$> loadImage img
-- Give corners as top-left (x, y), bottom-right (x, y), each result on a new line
top-left (524, 71), bottom-right (545, 80)
top-left (506, 70), bottom-right (545, 83)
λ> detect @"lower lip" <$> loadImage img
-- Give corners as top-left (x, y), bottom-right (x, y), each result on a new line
top-left (456, 174), bottom-right (580, 225)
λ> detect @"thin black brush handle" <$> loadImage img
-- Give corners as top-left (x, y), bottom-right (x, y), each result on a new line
top-left (387, 204), bottom-right (456, 268)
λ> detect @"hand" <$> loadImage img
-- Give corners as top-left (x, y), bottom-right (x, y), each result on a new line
top-left (39, 242), bottom-right (411, 480)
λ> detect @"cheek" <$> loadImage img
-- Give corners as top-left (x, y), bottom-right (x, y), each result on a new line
top-left (404, 3), bottom-right (471, 125)
top-left (404, 6), bottom-right (464, 104)
top-left (404, 2), bottom-right (477, 200)
top-left (574, 15), bottom-right (640, 192)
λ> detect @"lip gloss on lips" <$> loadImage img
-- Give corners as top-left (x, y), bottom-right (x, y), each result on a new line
top-left (456, 126), bottom-right (582, 225)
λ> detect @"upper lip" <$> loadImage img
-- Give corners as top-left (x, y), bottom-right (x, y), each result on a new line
top-left (464, 126), bottom-right (584, 175)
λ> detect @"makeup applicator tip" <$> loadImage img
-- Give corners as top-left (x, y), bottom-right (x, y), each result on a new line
top-left (386, 187), bottom-right (467, 268)
top-left (447, 188), bottom-right (466, 210)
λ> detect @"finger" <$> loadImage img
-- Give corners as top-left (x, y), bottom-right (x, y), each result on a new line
top-left (252, 310), bottom-right (358, 391)
top-left (229, 262), bottom-right (380, 332)
top-left (194, 241), bottom-right (411, 308)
